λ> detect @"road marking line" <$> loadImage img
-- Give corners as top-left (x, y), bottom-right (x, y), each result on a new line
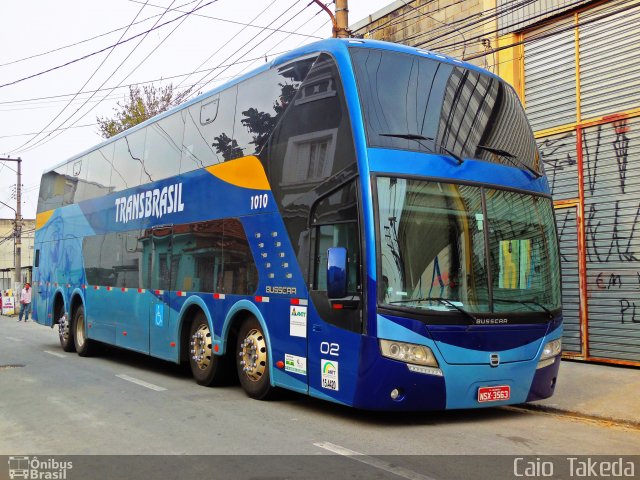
top-left (44, 350), bottom-right (66, 358)
top-left (116, 374), bottom-right (167, 391)
top-left (313, 442), bottom-right (437, 480)
top-left (5, 336), bottom-right (22, 342)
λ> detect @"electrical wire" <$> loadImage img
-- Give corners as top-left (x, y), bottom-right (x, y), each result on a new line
top-left (173, 0), bottom-right (279, 92)
top-left (0, 0), bottom-right (217, 90)
top-left (400, 0), bottom-right (540, 45)
top-left (183, 0), bottom-right (311, 100)
top-left (415, 0), bottom-right (590, 51)
top-left (127, 0), bottom-right (324, 39)
top-left (0, 51), bottom-right (294, 140)
top-left (450, 0), bottom-right (640, 60)
top-left (6, 1), bottom-right (152, 154)
top-left (0, 0), bottom-right (200, 68)
top-left (223, 1), bottom-right (330, 79)
top-left (180, 0), bottom-right (307, 98)
top-left (14, 0), bottom-right (213, 154)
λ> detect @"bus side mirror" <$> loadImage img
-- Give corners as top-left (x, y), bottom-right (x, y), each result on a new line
top-left (327, 247), bottom-right (348, 299)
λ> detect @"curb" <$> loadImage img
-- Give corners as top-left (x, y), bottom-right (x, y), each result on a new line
top-left (510, 404), bottom-right (640, 429)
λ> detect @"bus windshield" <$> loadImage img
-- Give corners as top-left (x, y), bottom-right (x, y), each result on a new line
top-left (350, 47), bottom-right (540, 172)
top-left (376, 177), bottom-right (561, 315)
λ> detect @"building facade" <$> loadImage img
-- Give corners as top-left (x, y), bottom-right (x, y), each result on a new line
top-left (0, 218), bottom-right (35, 291)
top-left (352, 0), bottom-right (640, 366)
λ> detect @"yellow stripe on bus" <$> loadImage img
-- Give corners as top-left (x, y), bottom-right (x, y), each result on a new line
top-left (36, 210), bottom-right (55, 230)
top-left (205, 155), bottom-right (271, 190)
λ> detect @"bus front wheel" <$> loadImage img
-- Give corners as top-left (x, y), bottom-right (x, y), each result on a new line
top-left (236, 316), bottom-right (272, 400)
top-left (189, 312), bottom-right (229, 386)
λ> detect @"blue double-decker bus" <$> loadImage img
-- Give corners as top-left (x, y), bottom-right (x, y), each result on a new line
top-left (34, 38), bottom-right (562, 410)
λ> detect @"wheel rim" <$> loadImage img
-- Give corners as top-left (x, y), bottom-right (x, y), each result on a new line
top-left (75, 314), bottom-right (85, 348)
top-left (239, 328), bottom-right (267, 382)
top-left (58, 315), bottom-right (69, 343)
top-left (190, 324), bottom-right (212, 370)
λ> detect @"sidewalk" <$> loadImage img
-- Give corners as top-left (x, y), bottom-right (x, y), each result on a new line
top-left (523, 359), bottom-right (640, 427)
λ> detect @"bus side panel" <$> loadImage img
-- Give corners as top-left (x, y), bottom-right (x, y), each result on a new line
top-left (239, 215), bottom-right (310, 393)
top-left (148, 292), bottom-right (171, 357)
top-left (262, 299), bottom-right (309, 394)
top-left (307, 307), bottom-right (362, 406)
top-left (116, 290), bottom-right (152, 354)
top-left (85, 288), bottom-right (116, 345)
top-left (33, 256), bottom-right (49, 325)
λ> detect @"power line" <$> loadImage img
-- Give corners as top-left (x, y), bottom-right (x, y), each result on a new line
top-left (181, 0), bottom-right (306, 98)
top-left (433, 0), bottom-right (638, 60)
top-left (174, 0), bottom-right (279, 92)
top-left (14, 0), bottom-right (211, 154)
top-left (414, 1), bottom-right (545, 49)
top-left (184, 0), bottom-right (310, 100)
top-left (0, 0), bottom-right (217, 90)
top-left (127, 0), bottom-right (324, 39)
top-left (0, 50), bottom-right (293, 142)
top-left (408, 0), bottom-right (582, 49)
top-left (389, 0), bottom-right (538, 46)
top-left (396, 0), bottom-right (469, 57)
top-left (0, 124), bottom-right (96, 139)
top-left (0, 0), bottom-right (201, 69)
top-left (234, 1), bottom-right (333, 77)
top-left (6, 1), bottom-right (153, 154)
top-left (0, 0), bottom-right (322, 72)
top-left (218, 1), bottom-right (325, 76)
top-left (0, 71), bottom-right (247, 107)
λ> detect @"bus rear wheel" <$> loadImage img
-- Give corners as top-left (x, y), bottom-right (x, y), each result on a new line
top-left (57, 304), bottom-right (75, 352)
top-left (73, 305), bottom-right (97, 357)
top-left (236, 316), bottom-right (272, 400)
top-left (189, 312), bottom-right (229, 386)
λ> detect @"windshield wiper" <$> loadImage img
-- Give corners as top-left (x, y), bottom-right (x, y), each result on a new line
top-left (493, 297), bottom-right (554, 319)
top-left (476, 144), bottom-right (541, 179)
top-left (379, 133), bottom-right (464, 165)
top-left (388, 297), bottom-right (476, 324)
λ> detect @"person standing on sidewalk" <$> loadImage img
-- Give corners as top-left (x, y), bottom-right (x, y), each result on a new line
top-left (18, 282), bottom-right (32, 322)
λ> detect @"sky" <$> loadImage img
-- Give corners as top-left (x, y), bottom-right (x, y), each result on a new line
top-left (0, 0), bottom-right (394, 219)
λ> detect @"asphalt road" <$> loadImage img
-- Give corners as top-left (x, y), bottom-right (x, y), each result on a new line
top-left (1, 316), bottom-right (638, 479)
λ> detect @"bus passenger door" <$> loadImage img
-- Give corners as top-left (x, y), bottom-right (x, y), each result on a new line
top-left (149, 226), bottom-right (173, 359)
top-left (306, 181), bottom-right (363, 402)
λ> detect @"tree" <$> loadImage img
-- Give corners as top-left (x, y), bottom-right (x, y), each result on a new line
top-left (240, 83), bottom-right (298, 154)
top-left (97, 84), bottom-right (189, 138)
top-left (212, 132), bottom-right (244, 161)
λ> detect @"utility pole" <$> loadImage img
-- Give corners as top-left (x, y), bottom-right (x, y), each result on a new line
top-left (311, 0), bottom-right (350, 38)
top-left (0, 156), bottom-right (23, 287)
top-left (335, 0), bottom-right (350, 38)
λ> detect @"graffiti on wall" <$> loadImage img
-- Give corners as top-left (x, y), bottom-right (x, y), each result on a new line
top-left (539, 133), bottom-right (576, 197)
top-left (582, 118), bottom-right (640, 325)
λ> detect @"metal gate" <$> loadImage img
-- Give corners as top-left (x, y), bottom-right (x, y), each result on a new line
top-left (524, 0), bottom-right (640, 365)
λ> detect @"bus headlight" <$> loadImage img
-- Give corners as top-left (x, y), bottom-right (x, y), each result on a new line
top-left (380, 340), bottom-right (439, 367)
top-left (537, 338), bottom-right (561, 369)
top-left (540, 339), bottom-right (562, 360)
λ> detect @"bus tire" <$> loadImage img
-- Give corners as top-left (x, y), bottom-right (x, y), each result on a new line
top-left (73, 305), bottom-right (97, 357)
top-left (236, 316), bottom-right (272, 400)
top-left (189, 312), bottom-right (229, 386)
top-left (57, 303), bottom-right (75, 353)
